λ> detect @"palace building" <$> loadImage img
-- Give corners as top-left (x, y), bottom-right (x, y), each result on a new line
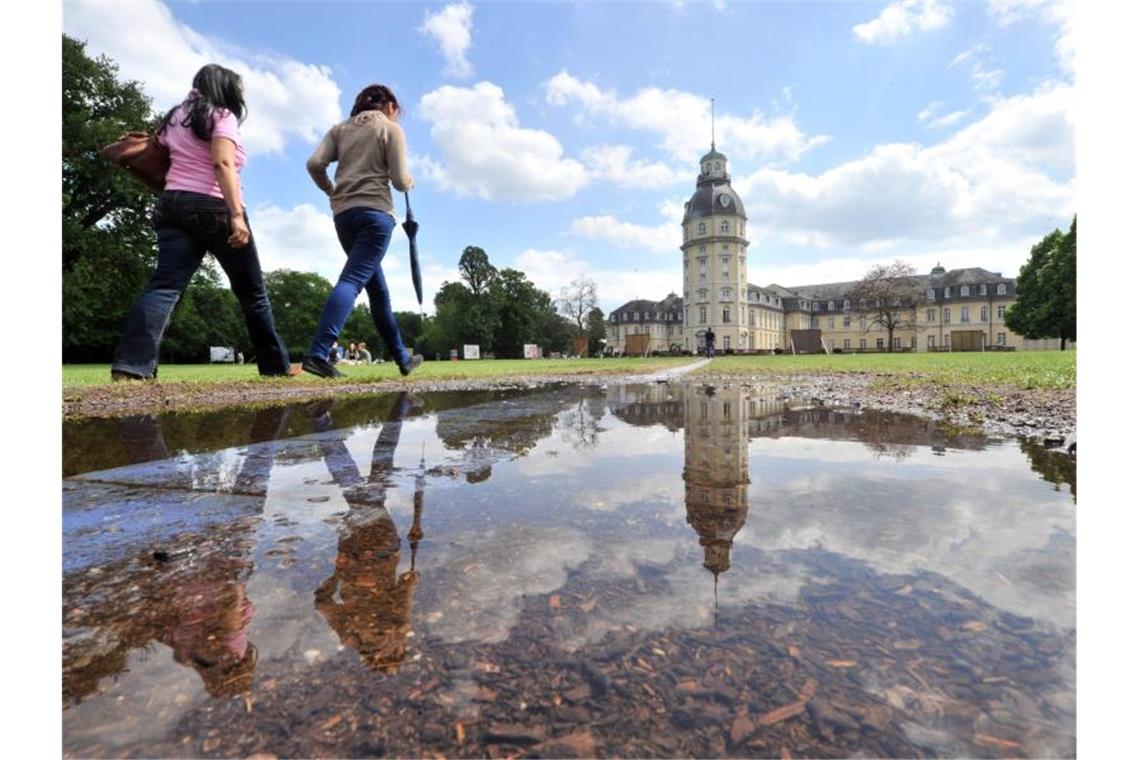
top-left (606, 141), bottom-right (1063, 355)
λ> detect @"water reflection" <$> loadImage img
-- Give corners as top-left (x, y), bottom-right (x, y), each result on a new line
top-left (63, 405), bottom-right (292, 704)
top-left (63, 383), bottom-right (1075, 758)
top-left (312, 393), bottom-right (424, 674)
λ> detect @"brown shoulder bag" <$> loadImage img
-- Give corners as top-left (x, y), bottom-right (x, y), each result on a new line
top-left (101, 131), bottom-right (171, 193)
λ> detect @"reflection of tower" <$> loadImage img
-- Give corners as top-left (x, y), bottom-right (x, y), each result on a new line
top-left (683, 385), bottom-right (750, 578)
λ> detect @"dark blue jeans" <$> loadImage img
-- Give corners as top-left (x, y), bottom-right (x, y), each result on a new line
top-left (307, 206), bottom-right (410, 367)
top-left (112, 191), bottom-right (292, 378)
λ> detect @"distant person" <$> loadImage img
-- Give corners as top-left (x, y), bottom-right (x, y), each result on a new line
top-left (111, 64), bottom-right (296, 381)
top-left (358, 341), bottom-right (372, 363)
top-left (346, 342), bottom-right (359, 362)
top-left (329, 339), bottom-right (341, 365)
top-left (705, 327), bottom-right (716, 359)
top-left (303, 83), bottom-right (424, 379)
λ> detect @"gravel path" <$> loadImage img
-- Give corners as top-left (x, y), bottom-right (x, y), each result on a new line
top-left (63, 362), bottom-right (1074, 448)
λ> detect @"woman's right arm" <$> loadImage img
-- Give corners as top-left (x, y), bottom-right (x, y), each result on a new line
top-left (306, 128), bottom-right (337, 196)
top-left (211, 136), bottom-right (249, 248)
top-left (386, 123), bottom-right (415, 192)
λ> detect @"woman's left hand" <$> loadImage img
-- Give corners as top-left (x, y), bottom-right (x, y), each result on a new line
top-left (228, 214), bottom-right (251, 248)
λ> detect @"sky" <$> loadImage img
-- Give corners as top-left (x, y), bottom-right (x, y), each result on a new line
top-left (61, 0), bottom-right (1075, 316)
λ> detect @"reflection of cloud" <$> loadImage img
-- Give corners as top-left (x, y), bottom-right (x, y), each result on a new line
top-left (741, 443), bottom-right (1074, 629)
top-left (419, 527), bottom-right (591, 644)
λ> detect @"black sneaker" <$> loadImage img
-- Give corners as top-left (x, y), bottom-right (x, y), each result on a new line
top-left (399, 354), bottom-right (424, 376)
top-left (302, 355), bottom-right (345, 379)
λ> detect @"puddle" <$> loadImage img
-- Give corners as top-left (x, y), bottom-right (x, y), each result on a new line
top-left (62, 383), bottom-right (1075, 758)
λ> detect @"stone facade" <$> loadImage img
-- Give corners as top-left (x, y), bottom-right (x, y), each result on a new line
top-left (605, 145), bottom-right (1065, 354)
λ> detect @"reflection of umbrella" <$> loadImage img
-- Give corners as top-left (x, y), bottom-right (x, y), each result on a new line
top-left (402, 192), bottom-right (423, 309)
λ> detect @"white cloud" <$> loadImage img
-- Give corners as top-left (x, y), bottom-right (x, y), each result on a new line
top-left (419, 2), bottom-right (475, 79)
top-left (733, 82), bottom-right (1074, 248)
top-left (570, 215), bottom-right (678, 253)
top-left (987, 1), bottom-right (1074, 76)
top-left (950, 43), bottom-right (1003, 93)
top-left (418, 82), bottom-right (589, 201)
top-left (580, 145), bottom-right (689, 189)
top-left (514, 249), bottom-right (680, 313)
top-left (928, 109), bottom-right (969, 128)
top-left (852, 1), bottom-right (953, 45)
top-left (63, 0), bottom-right (341, 156)
top-left (544, 72), bottom-right (827, 163)
top-left (917, 101), bottom-right (969, 129)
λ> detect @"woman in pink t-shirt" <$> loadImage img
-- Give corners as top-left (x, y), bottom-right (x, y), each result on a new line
top-left (111, 64), bottom-right (296, 380)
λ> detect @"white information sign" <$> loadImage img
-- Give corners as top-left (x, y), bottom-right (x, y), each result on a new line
top-left (463, 344), bottom-right (481, 360)
top-left (209, 346), bottom-right (235, 363)
top-left (523, 344), bottom-right (541, 359)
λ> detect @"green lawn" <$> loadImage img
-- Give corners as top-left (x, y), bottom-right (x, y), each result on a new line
top-left (696, 350), bottom-right (1076, 390)
top-left (62, 356), bottom-right (699, 387)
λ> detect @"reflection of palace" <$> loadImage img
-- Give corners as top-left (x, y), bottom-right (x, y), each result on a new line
top-left (683, 385), bottom-right (751, 577)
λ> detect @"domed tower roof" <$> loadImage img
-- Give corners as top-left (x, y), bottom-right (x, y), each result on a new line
top-left (683, 141), bottom-right (746, 222)
top-left (930, 262), bottom-right (946, 277)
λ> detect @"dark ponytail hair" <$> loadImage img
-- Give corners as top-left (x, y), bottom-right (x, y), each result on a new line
top-left (160, 64), bottom-right (247, 141)
top-left (350, 84), bottom-right (400, 118)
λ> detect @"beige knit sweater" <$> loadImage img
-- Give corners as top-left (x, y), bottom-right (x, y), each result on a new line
top-left (306, 110), bottom-right (414, 217)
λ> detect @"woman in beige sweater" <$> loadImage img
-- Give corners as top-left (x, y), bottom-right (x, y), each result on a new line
top-left (302, 84), bottom-right (423, 378)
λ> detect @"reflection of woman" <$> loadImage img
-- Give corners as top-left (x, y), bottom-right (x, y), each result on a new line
top-left (303, 84), bottom-right (422, 379)
top-left (310, 392), bottom-right (424, 673)
top-left (315, 512), bottom-right (419, 673)
top-left (111, 64), bottom-right (295, 380)
top-left (164, 578), bottom-right (257, 698)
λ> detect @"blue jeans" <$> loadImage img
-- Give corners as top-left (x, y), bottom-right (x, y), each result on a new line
top-left (112, 191), bottom-right (292, 378)
top-left (307, 207), bottom-right (410, 367)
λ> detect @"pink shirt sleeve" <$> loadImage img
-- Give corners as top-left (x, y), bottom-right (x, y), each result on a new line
top-left (211, 109), bottom-right (242, 147)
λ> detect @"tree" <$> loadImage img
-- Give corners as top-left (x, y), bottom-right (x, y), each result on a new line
top-left (1006, 218), bottom-right (1076, 349)
top-left (586, 307), bottom-right (607, 356)
top-left (62, 35), bottom-right (163, 362)
top-left (264, 270), bottom-right (334, 359)
top-left (557, 276), bottom-right (599, 336)
top-left (458, 246), bottom-right (497, 298)
top-left (848, 260), bottom-right (918, 353)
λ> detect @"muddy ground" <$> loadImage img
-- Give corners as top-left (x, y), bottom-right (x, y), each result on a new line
top-left (62, 366), bottom-right (1075, 448)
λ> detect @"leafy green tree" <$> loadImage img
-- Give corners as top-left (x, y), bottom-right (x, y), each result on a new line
top-left (586, 306), bottom-right (607, 356)
top-left (1005, 218), bottom-right (1076, 349)
top-left (62, 34), bottom-right (162, 361)
top-left (264, 270), bottom-right (334, 359)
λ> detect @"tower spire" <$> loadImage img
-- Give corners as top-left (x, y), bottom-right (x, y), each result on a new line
top-left (710, 97), bottom-right (716, 150)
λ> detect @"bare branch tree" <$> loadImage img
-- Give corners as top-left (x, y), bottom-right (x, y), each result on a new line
top-left (557, 276), bottom-right (599, 336)
top-left (848, 260), bottom-right (918, 352)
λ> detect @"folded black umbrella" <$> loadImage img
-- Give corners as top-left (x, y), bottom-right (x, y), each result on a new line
top-left (402, 192), bottom-right (423, 309)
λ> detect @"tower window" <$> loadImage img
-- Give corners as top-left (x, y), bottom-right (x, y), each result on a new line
top-left (720, 221), bottom-right (729, 233)
top-left (698, 222), bottom-right (706, 235)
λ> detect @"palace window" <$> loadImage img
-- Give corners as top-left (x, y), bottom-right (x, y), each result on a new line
top-left (997, 283), bottom-right (1007, 295)
top-left (844, 339), bottom-right (850, 349)
top-left (877, 338), bottom-right (884, 349)
top-left (721, 255), bottom-right (729, 266)
top-left (944, 287), bottom-right (952, 298)
top-left (843, 316), bottom-right (851, 327)
top-left (860, 338), bottom-right (867, 349)
top-left (960, 306), bottom-right (970, 322)
top-left (893, 337), bottom-right (901, 349)
top-left (926, 288), bottom-right (935, 300)
top-left (749, 311), bottom-right (755, 326)
top-left (720, 221), bottom-right (729, 233)
top-left (700, 273), bottom-right (706, 283)
top-left (722, 308), bottom-right (730, 323)
top-left (721, 287), bottom-right (731, 300)
top-left (860, 317), bottom-right (868, 330)
top-left (828, 301), bottom-right (835, 310)
top-left (943, 307), bottom-right (951, 322)
top-left (699, 306), bottom-right (707, 323)
top-left (997, 305), bottom-right (1005, 319)
top-left (944, 334), bottom-right (950, 346)
top-left (927, 335), bottom-right (935, 348)
top-left (997, 332), bottom-right (1006, 345)
top-left (828, 317), bottom-right (835, 329)
top-left (980, 306), bottom-right (989, 321)
top-left (979, 284), bottom-right (987, 296)
top-left (698, 223), bottom-right (706, 235)
top-left (926, 308), bottom-right (935, 323)
top-left (843, 299), bottom-right (850, 311)
top-left (699, 289), bottom-right (708, 301)
top-left (961, 285), bottom-right (970, 297)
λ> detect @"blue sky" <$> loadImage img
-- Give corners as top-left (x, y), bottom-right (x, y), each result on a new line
top-left (63, 0), bottom-right (1074, 315)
